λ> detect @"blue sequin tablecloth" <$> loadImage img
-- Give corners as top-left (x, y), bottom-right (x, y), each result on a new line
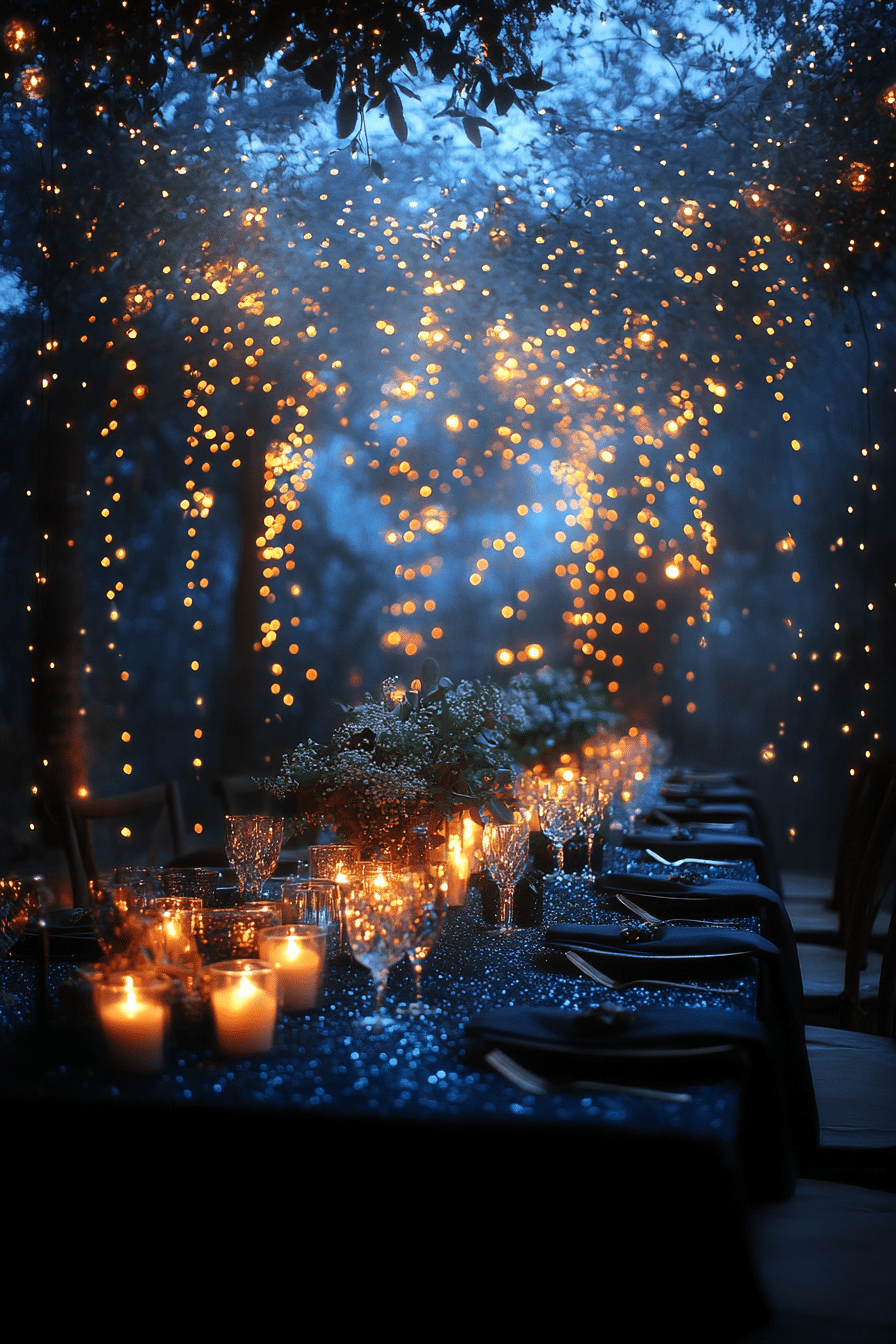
top-left (0, 854), bottom-right (759, 1143)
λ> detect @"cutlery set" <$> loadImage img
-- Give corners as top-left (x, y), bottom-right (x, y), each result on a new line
top-left (485, 1048), bottom-right (693, 1104)
top-left (486, 866), bottom-right (750, 1097)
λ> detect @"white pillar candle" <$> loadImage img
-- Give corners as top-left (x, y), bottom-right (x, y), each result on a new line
top-left (210, 962), bottom-right (277, 1054)
top-left (96, 977), bottom-right (166, 1073)
top-left (258, 927), bottom-right (326, 1012)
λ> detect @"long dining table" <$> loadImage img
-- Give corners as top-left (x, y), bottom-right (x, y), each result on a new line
top-left (2, 846), bottom-right (811, 1338)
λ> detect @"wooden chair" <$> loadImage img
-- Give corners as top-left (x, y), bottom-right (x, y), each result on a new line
top-left (800, 774), bottom-right (896, 1029)
top-left (787, 756), bottom-right (896, 945)
top-left (61, 782), bottom-right (188, 907)
top-left (793, 784), bottom-right (896, 1190)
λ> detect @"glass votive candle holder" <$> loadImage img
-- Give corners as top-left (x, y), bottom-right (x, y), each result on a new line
top-left (113, 867), bottom-right (164, 904)
top-left (94, 973), bottom-right (170, 1073)
top-left (145, 895), bottom-right (203, 915)
top-left (257, 925), bottom-right (327, 1013)
top-left (194, 906), bottom-right (280, 960)
top-left (160, 867), bottom-right (219, 905)
top-left (241, 900), bottom-right (282, 922)
top-left (194, 908), bottom-right (259, 963)
top-left (309, 845), bottom-right (360, 882)
top-left (208, 959), bottom-right (278, 1055)
top-left (280, 879), bottom-right (337, 926)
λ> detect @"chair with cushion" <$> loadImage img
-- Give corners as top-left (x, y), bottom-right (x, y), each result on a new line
top-left (61, 782), bottom-right (188, 907)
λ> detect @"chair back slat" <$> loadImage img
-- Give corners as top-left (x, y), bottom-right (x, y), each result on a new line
top-left (62, 782), bottom-right (187, 907)
top-left (840, 775), bottom-right (896, 1031)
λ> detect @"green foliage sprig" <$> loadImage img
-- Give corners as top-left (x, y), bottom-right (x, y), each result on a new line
top-left (259, 658), bottom-right (522, 857)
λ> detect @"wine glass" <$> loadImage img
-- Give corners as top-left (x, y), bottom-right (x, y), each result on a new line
top-left (539, 796), bottom-right (578, 878)
top-left (343, 870), bottom-right (420, 1029)
top-left (224, 816), bottom-right (284, 903)
top-left (576, 777), bottom-right (606, 878)
top-left (481, 817), bottom-right (530, 931)
top-left (402, 865), bottom-right (447, 1014)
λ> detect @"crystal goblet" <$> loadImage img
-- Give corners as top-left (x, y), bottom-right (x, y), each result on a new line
top-left (224, 815), bottom-right (284, 903)
top-left (539, 798), bottom-right (578, 878)
top-left (343, 870), bottom-right (420, 1030)
top-left (402, 865), bottom-right (447, 1014)
top-left (481, 818), bottom-right (530, 930)
top-left (576, 777), bottom-right (606, 877)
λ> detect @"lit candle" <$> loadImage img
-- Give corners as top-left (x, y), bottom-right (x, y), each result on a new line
top-left (209, 960), bottom-right (277, 1054)
top-left (446, 834), bottom-right (469, 905)
top-left (95, 975), bottom-right (166, 1073)
top-left (258, 926), bottom-right (326, 1012)
top-left (462, 816), bottom-right (481, 867)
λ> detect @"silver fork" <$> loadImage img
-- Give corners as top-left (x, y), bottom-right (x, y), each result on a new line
top-left (614, 891), bottom-right (741, 930)
top-left (645, 848), bottom-right (737, 868)
top-left (564, 949), bottom-right (740, 995)
top-left (485, 1048), bottom-right (692, 1103)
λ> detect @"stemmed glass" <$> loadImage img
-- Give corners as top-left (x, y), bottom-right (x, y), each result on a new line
top-left (224, 815), bottom-right (284, 904)
top-left (402, 865), bottom-right (447, 1015)
top-left (343, 870), bottom-right (420, 1030)
top-left (539, 794), bottom-right (578, 879)
top-left (576, 777), bottom-right (606, 879)
top-left (481, 817), bottom-right (530, 931)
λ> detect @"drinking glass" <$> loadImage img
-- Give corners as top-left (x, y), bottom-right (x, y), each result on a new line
top-left (402, 865), bottom-right (447, 1014)
top-left (481, 818), bottom-right (530, 930)
top-left (576, 777), bottom-right (606, 877)
top-left (224, 816), bottom-right (284, 903)
top-left (539, 798), bottom-right (578, 878)
top-left (160, 867), bottom-right (218, 906)
top-left (113, 866), bottom-right (164, 905)
top-left (343, 870), bottom-right (420, 1029)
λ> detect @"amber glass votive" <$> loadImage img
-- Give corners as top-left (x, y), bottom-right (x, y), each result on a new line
top-left (308, 846), bottom-right (360, 881)
top-left (194, 906), bottom-right (279, 961)
top-left (258, 925), bottom-right (327, 1012)
top-left (208, 960), bottom-right (278, 1055)
top-left (160, 868), bottom-right (219, 905)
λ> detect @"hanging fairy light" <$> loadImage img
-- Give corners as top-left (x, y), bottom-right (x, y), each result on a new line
top-left (3, 18), bottom-right (36, 53)
top-left (20, 66), bottom-right (46, 98)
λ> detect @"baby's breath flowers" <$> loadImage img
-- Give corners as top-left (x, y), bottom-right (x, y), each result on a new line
top-left (503, 666), bottom-right (620, 769)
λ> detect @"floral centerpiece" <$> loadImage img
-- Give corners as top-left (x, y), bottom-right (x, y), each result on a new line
top-left (502, 665), bottom-right (621, 771)
top-left (258, 659), bottom-right (522, 860)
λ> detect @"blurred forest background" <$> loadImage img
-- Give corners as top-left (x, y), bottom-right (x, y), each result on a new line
top-left (1, 0), bottom-right (894, 874)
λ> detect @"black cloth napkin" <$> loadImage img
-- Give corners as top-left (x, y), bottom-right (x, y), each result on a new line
top-left (601, 872), bottom-right (799, 982)
top-left (546, 919), bottom-right (778, 965)
top-left (547, 909), bottom-right (819, 1162)
top-left (467, 1002), bottom-right (794, 1203)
